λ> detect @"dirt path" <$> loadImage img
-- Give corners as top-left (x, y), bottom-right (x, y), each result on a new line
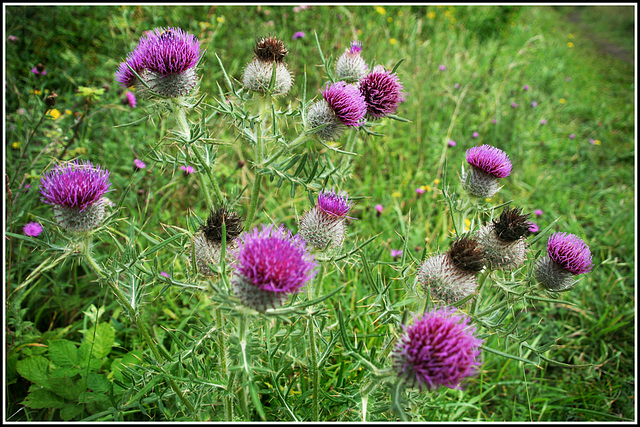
top-left (566, 9), bottom-right (634, 65)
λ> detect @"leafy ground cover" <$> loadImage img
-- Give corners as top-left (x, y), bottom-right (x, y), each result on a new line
top-left (4, 4), bottom-right (635, 422)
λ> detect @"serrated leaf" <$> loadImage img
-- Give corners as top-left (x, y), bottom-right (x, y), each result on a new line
top-left (16, 356), bottom-right (50, 387)
top-left (81, 322), bottom-right (115, 359)
top-left (48, 340), bottom-right (79, 367)
top-left (60, 402), bottom-right (84, 420)
top-left (22, 388), bottom-right (66, 409)
top-left (48, 375), bottom-right (84, 401)
top-left (86, 372), bottom-right (110, 394)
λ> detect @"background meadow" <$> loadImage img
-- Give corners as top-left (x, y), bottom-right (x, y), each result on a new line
top-left (4, 4), bottom-right (636, 422)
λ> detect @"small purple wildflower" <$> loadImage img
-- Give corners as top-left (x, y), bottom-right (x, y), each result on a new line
top-left (472, 131), bottom-right (479, 138)
top-left (569, 134), bottom-right (576, 139)
top-left (125, 91), bottom-right (137, 108)
top-left (134, 159), bottom-right (146, 170)
top-left (8, 35), bottom-right (19, 43)
top-left (589, 138), bottom-right (596, 145)
top-left (292, 31), bottom-right (306, 39)
top-left (523, 84), bottom-right (530, 91)
top-left (546, 232), bottom-right (592, 275)
top-left (415, 187), bottom-right (425, 195)
top-left (374, 204), bottom-right (383, 214)
top-left (391, 249), bottom-right (403, 259)
top-left (160, 271), bottom-right (171, 278)
top-left (448, 139), bottom-right (457, 147)
top-left (359, 67), bottom-right (405, 119)
top-left (540, 118), bottom-right (547, 125)
top-left (534, 209), bottom-right (543, 216)
top-left (23, 222), bottom-right (43, 237)
top-left (439, 65), bottom-right (446, 71)
top-left (180, 165), bottom-right (195, 174)
top-left (31, 64), bottom-right (47, 76)
top-left (392, 308), bottom-right (483, 391)
top-left (322, 81), bottom-right (367, 126)
top-left (465, 145), bottom-right (512, 178)
top-left (531, 101), bottom-right (538, 108)
top-left (454, 83), bottom-right (460, 89)
top-left (231, 224), bottom-right (318, 311)
top-left (510, 102), bottom-right (518, 108)
top-left (528, 222), bottom-right (539, 233)
top-left (491, 118), bottom-right (497, 124)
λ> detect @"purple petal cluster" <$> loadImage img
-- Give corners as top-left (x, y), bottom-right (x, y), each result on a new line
top-left (546, 232), bottom-right (592, 275)
top-left (23, 222), bottom-right (43, 237)
top-left (393, 308), bottom-right (482, 391)
top-left (465, 145), bottom-right (512, 178)
top-left (358, 67), bottom-right (405, 119)
top-left (115, 27), bottom-right (200, 88)
top-left (317, 189), bottom-right (353, 218)
top-left (321, 81), bottom-right (367, 127)
top-left (40, 160), bottom-right (112, 211)
top-left (232, 224), bottom-right (318, 294)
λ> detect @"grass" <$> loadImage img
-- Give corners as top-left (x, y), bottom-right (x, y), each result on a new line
top-left (4, 4), bottom-right (636, 422)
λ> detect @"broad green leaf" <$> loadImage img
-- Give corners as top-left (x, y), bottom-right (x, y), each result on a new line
top-left (22, 388), bottom-right (66, 409)
top-left (60, 402), bottom-right (84, 421)
top-left (16, 356), bottom-right (50, 387)
top-left (86, 372), bottom-right (110, 394)
top-left (48, 340), bottom-right (78, 367)
top-left (48, 375), bottom-right (84, 401)
top-left (81, 322), bottom-right (115, 359)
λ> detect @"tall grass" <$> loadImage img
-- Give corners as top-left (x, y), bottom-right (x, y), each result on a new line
top-left (5, 5), bottom-right (635, 422)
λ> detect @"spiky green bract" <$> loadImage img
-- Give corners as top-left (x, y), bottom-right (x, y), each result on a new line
top-left (192, 207), bottom-right (244, 276)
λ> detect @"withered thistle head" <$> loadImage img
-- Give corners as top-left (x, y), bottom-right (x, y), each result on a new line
top-left (201, 206), bottom-right (244, 243)
top-left (254, 36), bottom-right (289, 63)
top-left (448, 236), bottom-right (486, 273)
top-left (493, 207), bottom-right (531, 242)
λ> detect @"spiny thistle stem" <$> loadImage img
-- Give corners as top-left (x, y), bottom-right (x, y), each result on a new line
top-left (244, 173), bottom-right (262, 230)
top-left (307, 315), bottom-right (320, 421)
top-left (216, 309), bottom-right (233, 421)
top-left (81, 241), bottom-right (200, 420)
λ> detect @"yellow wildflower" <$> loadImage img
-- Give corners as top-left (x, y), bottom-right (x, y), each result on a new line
top-left (389, 38), bottom-right (397, 45)
top-left (464, 218), bottom-right (471, 232)
top-left (375, 6), bottom-right (386, 14)
top-left (593, 139), bottom-right (601, 145)
top-left (559, 98), bottom-right (566, 104)
top-left (12, 142), bottom-right (21, 149)
top-left (46, 109), bottom-right (61, 119)
top-left (65, 109), bottom-right (72, 115)
top-left (388, 17), bottom-right (393, 23)
top-left (567, 42), bottom-right (574, 48)
top-left (427, 11), bottom-right (436, 19)
top-left (392, 191), bottom-right (401, 198)
top-left (568, 33), bottom-right (574, 39)
top-left (397, 11), bottom-right (404, 17)
top-left (216, 16), bottom-right (225, 23)
top-left (485, 198), bottom-right (492, 203)
top-left (433, 178), bottom-right (440, 185)
top-left (357, 29), bottom-right (362, 36)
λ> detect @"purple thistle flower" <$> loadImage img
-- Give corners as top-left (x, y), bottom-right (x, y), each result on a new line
top-left (536, 232), bottom-right (592, 291)
top-left (439, 64), bottom-right (446, 71)
top-left (528, 222), bottom-right (539, 233)
top-left (534, 209), bottom-right (543, 217)
top-left (231, 224), bottom-right (318, 312)
top-left (299, 189), bottom-right (353, 250)
top-left (523, 84), bottom-right (530, 91)
top-left (531, 101), bottom-right (538, 108)
top-left (465, 145), bottom-right (512, 179)
top-left (317, 188), bottom-right (353, 218)
top-left (569, 133), bottom-right (576, 139)
top-left (448, 139), bottom-right (457, 147)
top-left (392, 308), bottom-right (483, 391)
top-left (375, 204), bottom-right (384, 214)
top-left (540, 118), bottom-right (547, 125)
top-left (462, 145), bottom-right (512, 198)
top-left (292, 31), bottom-right (306, 39)
top-left (31, 63), bottom-right (47, 76)
top-left (415, 187), bottom-right (425, 195)
top-left (117, 27), bottom-right (201, 98)
top-left (308, 81), bottom-right (366, 140)
top-left (133, 158), bottom-right (146, 170)
top-left (160, 271), bottom-right (171, 278)
top-left (335, 40), bottom-right (368, 83)
top-left (546, 232), bottom-right (592, 275)
top-left (23, 222), bottom-right (43, 237)
top-left (391, 249), bottom-right (403, 259)
top-left (125, 91), bottom-right (137, 108)
top-left (472, 131), bottom-right (479, 138)
top-left (322, 81), bottom-right (367, 126)
top-left (359, 68), bottom-right (405, 119)
top-left (511, 102), bottom-right (518, 108)
top-left (40, 160), bottom-right (113, 231)
top-left (454, 83), bottom-right (460, 89)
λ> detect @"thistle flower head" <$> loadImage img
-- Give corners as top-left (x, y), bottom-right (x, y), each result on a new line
top-left (242, 59), bottom-right (293, 95)
top-left (321, 81), bottom-right (367, 127)
top-left (23, 222), bottom-right (43, 237)
top-left (476, 221), bottom-right (528, 271)
top-left (465, 145), bottom-right (512, 178)
top-left (201, 206), bottom-right (245, 243)
top-left (231, 224), bottom-right (318, 312)
top-left (335, 40), bottom-right (368, 82)
top-left (448, 236), bottom-right (486, 273)
top-left (417, 250), bottom-right (480, 305)
top-left (253, 36), bottom-right (289, 63)
top-left (192, 207), bottom-right (244, 276)
top-left (392, 308), bottom-right (483, 391)
top-left (546, 232), bottom-right (593, 275)
top-left (115, 27), bottom-right (200, 98)
top-left (317, 188), bottom-right (353, 218)
top-left (493, 206), bottom-right (531, 242)
top-left (40, 160), bottom-right (113, 231)
top-left (358, 67), bottom-right (405, 119)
